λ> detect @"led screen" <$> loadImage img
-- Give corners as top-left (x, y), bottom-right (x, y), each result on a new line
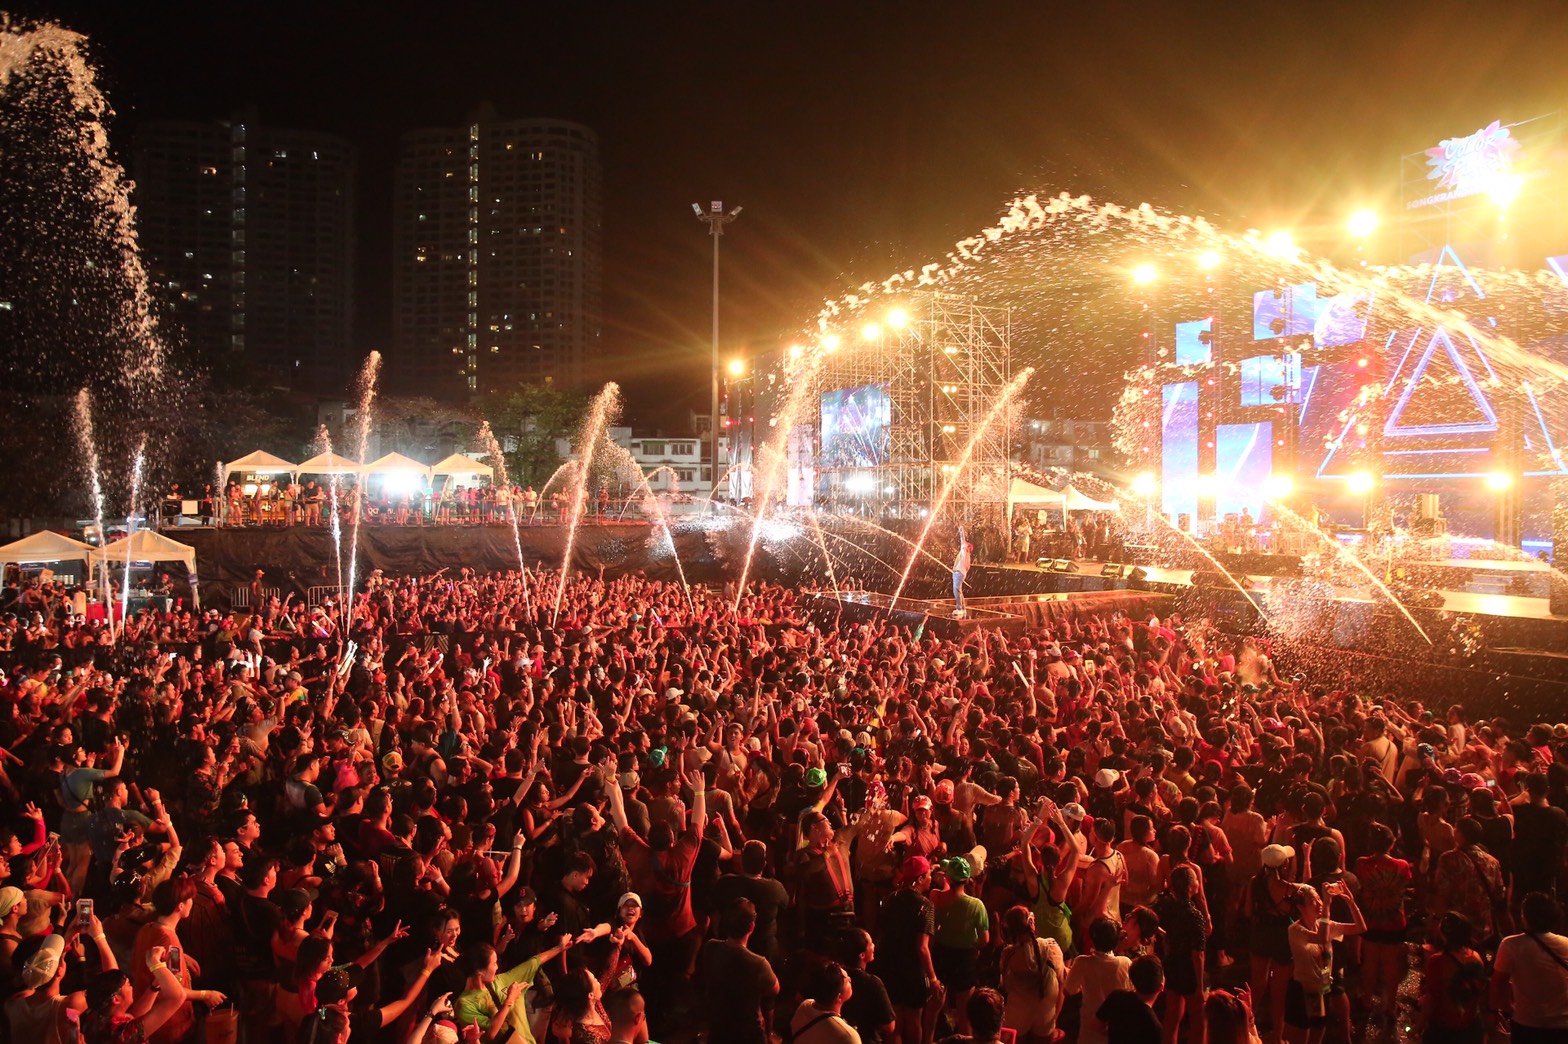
top-left (1239, 353), bottom-right (1302, 406)
top-left (1161, 382), bottom-right (1199, 521)
top-left (1174, 318), bottom-right (1213, 366)
top-left (1296, 362), bottom-right (1364, 476)
top-left (819, 383), bottom-right (891, 468)
top-left (1216, 421), bottom-right (1273, 520)
top-left (1253, 283), bottom-right (1369, 346)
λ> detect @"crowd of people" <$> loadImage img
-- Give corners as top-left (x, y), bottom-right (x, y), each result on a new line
top-left (165, 481), bottom-right (663, 530)
top-left (2, 558), bottom-right (1568, 1044)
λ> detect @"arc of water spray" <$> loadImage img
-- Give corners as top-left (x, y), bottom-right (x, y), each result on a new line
top-left (1266, 499), bottom-right (1430, 644)
top-left (555, 383), bottom-right (620, 625)
top-left (477, 420), bottom-right (531, 612)
top-left (889, 367), bottom-right (1035, 611)
top-left (119, 438), bottom-right (147, 642)
top-left (74, 392), bottom-right (113, 636)
top-left (343, 352), bottom-right (382, 638)
top-left (805, 511), bottom-right (840, 600)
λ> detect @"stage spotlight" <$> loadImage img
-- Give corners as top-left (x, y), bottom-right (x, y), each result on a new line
top-left (1487, 173), bottom-right (1524, 210)
top-left (887, 307), bottom-right (909, 329)
top-left (1049, 559), bottom-right (1077, 573)
top-left (1132, 263), bottom-right (1158, 285)
top-left (788, 345), bottom-right (804, 360)
top-left (728, 358), bottom-right (747, 377)
top-left (823, 334), bottom-right (841, 352)
top-left (1346, 471), bottom-right (1375, 494)
top-left (1484, 471), bottom-right (1513, 491)
top-left (861, 323), bottom-right (881, 341)
top-left (1347, 209), bottom-right (1379, 238)
top-left (1263, 230), bottom-right (1297, 258)
top-left (1264, 474), bottom-right (1294, 499)
top-left (1131, 472), bottom-right (1157, 497)
top-left (1194, 474), bottom-right (1219, 498)
top-left (1196, 250), bottom-right (1221, 271)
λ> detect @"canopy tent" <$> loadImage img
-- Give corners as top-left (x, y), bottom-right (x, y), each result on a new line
top-left (430, 453), bottom-right (494, 481)
top-left (89, 529), bottom-right (197, 573)
top-left (362, 452), bottom-right (432, 479)
top-left (296, 451), bottom-right (363, 477)
top-left (0, 530), bottom-right (93, 568)
top-left (1007, 478), bottom-right (1066, 513)
top-left (1062, 483), bottom-right (1118, 512)
top-left (221, 451), bottom-right (298, 485)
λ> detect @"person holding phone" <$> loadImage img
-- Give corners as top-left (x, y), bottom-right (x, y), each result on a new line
top-left (130, 876), bottom-right (226, 1043)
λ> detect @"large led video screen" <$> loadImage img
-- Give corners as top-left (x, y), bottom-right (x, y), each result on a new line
top-left (819, 383), bottom-right (891, 468)
top-left (1239, 353), bottom-right (1302, 406)
top-left (1174, 318), bottom-right (1213, 366)
top-left (1297, 362), bottom-right (1364, 475)
top-left (1253, 283), bottom-right (1370, 346)
top-left (1217, 421), bottom-right (1273, 520)
top-left (1161, 381), bottom-right (1199, 521)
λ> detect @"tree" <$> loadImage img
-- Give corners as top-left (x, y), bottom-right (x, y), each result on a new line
top-left (479, 385), bottom-right (589, 487)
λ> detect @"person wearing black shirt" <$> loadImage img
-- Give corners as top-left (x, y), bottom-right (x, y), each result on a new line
top-left (696, 899), bottom-right (778, 1044)
top-left (1513, 773), bottom-right (1567, 900)
top-left (712, 840), bottom-right (791, 967)
top-left (1096, 954), bottom-right (1165, 1044)
top-left (840, 928), bottom-right (896, 1044)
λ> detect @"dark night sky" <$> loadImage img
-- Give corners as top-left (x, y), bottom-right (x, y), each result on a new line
top-left (22, 0), bottom-right (1568, 426)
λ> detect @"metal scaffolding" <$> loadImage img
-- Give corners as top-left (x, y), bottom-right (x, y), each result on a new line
top-left (813, 291), bottom-right (1013, 528)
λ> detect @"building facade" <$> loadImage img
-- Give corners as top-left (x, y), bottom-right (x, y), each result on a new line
top-left (1018, 414), bottom-right (1116, 475)
top-left (130, 112), bottom-right (356, 391)
top-left (392, 109), bottom-right (602, 400)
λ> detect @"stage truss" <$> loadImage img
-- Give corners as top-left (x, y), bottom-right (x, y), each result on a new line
top-left (813, 291), bottom-right (1013, 528)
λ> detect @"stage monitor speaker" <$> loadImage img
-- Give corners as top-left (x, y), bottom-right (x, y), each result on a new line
top-left (1126, 566), bottom-right (1148, 582)
top-left (1050, 559), bottom-right (1077, 573)
top-left (1100, 563), bottom-right (1125, 578)
top-left (1035, 557), bottom-right (1052, 570)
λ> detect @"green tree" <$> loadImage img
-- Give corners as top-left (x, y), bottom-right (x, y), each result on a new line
top-left (479, 385), bottom-right (589, 487)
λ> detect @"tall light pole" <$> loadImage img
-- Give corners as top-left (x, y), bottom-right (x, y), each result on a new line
top-left (694, 202), bottom-right (742, 499)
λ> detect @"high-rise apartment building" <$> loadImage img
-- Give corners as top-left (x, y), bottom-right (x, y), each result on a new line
top-left (392, 109), bottom-right (601, 399)
top-left (131, 112), bottom-right (356, 392)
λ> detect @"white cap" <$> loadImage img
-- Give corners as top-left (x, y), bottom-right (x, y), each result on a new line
top-left (1261, 844), bottom-right (1295, 869)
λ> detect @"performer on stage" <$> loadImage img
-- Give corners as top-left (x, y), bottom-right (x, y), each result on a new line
top-left (953, 526), bottom-right (972, 616)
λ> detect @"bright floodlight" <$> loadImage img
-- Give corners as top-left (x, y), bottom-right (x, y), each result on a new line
top-left (861, 323), bottom-right (881, 341)
top-left (1264, 474), bottom-right (1294, 499)
top-left (1130, 472), bottom-right (1158, 497)
top-left (823, 334), bottom-right (841, 352)
top-left (1263, 230), bottom-right (1297, 258)
top-left (887, 307), bottom-right (909, 329)
top-left (1487, 173), bottom-right (1524, 210)
top-left (1132, 263), bottom-right (1158, 285)
top-left (1194, 474), bottom-right (1219, 498)
top-left (788, 345), bottom-right (804, 360)
top-left (1347, 209), bottom-right (1379, 238)
top-left (382, 471), bottom-right (422, 496)
top-left (1346, 471), bottom-right (1375, 494)
top-left (1484, 471), bottom-right (1513, 491)
top-left (728, 358), bottom-right (746, 377)
top-left (1196, 250), bottom-right (1222, 271)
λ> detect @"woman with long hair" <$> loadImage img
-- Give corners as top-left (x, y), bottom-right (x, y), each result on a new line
top-left (999, 905), bottom-right (1065, 1044)
top-left (1246, 846), bottom-right (1297, 1044)
top-left (1021, 800), bottom-right (1078, 956)
top-left (549, 967), bottom-right (612, 1044)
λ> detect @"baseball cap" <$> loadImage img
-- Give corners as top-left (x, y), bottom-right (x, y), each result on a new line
top-left (940, 855), bottom-right (976, 883)
top-left (804, 767), bottom-right (827, 788)
top-left (618, 892), bottom-right (643, 910)
top-left (0, 886), bottom-right (23, 919)
top-left (382, 751), bottom-right (404, 773)
top-left (897, 855), bottom-right (932, 886)
top-left (315, 965), bottom-right (365, 1005)
top-left (1061, 802), bottom-right (1086, 821)
top-left (1094, 768), bottom-right (1121, 789)
top-left (22, 934), bottom-right (65, 987)
top-left (932, 779), bottom-right (955, 805)
top-left (1261, 844), bottom-right (1295, 869)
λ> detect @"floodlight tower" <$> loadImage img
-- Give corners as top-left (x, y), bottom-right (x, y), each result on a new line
top-left (694, 202), bottom-right (743, 498)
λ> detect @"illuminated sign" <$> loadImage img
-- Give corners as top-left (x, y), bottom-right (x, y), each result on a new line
top-left (1407, 120), bottom-right (1522, 209)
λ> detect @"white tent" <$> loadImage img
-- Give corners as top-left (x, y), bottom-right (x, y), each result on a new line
top-left (1007, 478), bottom-right (1066, 513)
top-left (221, 451), bottom-right (298, 485)
top-left (296, 451), bottom-right (363, 477)
top-left (0, 530), bottom-right (93, 568)
top-left (1062, 483), bottom-right (1118, 512)
top-left (89, 529), bottom-right (197, 574)
top-left (361, 452), bottom-right (432, 483)
top-left (430, 453), bottom-right (494, 481)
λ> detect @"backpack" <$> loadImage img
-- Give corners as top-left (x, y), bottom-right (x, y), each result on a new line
top-left (1446, 952), bottom-right (1489, 1020)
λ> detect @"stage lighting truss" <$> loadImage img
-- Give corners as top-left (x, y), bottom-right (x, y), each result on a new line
top-left (812, 291), bottom-right (1014, 526)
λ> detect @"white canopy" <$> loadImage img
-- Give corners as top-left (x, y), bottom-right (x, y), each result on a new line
top-left (221, 451), bottom-right (298, 484)
top-left (0, 530), bottom-right (94, 567)
top-left (1062, 483), bottom-right (1118, 512)
top-left (1007, 478), bottom-right (1066, 510)
top-left (361, 452), bottom-right (432, 480)
top-left (89, 529), bottom-right (196, 573)
top-left (430, 453), bottom-right (494, 480)
top-left (296, 451), bottom-right (363, 476)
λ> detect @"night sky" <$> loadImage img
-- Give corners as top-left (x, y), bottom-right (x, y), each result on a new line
top-left (22, 0), bottom-right (1568, 425)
